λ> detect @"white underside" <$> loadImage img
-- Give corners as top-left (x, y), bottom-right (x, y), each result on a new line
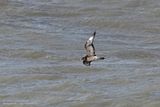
top-left (89, 36), bottom-right (93, 41)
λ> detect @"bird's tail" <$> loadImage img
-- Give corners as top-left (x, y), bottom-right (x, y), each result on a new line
top-left (98, 57), bottom-right (105, 60)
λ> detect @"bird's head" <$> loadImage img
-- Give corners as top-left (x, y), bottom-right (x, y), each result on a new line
top-left (81, 55), bottom-right (88, 61)
top-left (81, 56), bottom-right (85, 60)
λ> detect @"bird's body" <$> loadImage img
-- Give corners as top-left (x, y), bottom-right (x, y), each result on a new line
top-left (81, 31), bottom-right (105, 66)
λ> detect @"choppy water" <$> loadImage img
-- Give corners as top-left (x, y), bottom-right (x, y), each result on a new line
top-left (0, 0), bottom-right (160, 107)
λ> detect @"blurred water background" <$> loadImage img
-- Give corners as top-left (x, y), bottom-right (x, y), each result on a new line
top-left (0, 0), bottom-right (160, 107)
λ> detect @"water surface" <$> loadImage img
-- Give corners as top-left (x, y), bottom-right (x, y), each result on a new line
top-left (0, 0), bottom-right (160, 107)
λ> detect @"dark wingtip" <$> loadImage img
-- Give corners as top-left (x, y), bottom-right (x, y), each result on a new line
top-left (93, 31), bottom-right (96, 36)
top-left (83, 61), bottom-right (91, 66)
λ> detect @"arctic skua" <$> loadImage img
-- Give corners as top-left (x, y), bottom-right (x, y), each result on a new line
top-left (81, 31), bottom-right (105, 66)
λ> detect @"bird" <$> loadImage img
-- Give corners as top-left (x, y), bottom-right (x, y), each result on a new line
top-left (81, 31), bottom-right (105, 66)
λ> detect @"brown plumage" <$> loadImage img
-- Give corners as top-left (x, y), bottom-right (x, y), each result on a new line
top-left (81, 31), bottom-right (105, 66)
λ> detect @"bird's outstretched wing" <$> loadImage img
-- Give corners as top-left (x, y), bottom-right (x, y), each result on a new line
top-left (84, 32), bottom-right (96, 56)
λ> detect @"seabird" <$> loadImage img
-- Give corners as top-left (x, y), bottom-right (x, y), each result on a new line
top-left (81, 31), bottom-right (105, 66)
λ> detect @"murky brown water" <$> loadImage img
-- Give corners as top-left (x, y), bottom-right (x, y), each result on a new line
top-left (0, 0), bottom-right (160, 107)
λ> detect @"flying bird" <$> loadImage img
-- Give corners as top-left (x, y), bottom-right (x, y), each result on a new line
top-left (81, 31), bottom-right (105, 66)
